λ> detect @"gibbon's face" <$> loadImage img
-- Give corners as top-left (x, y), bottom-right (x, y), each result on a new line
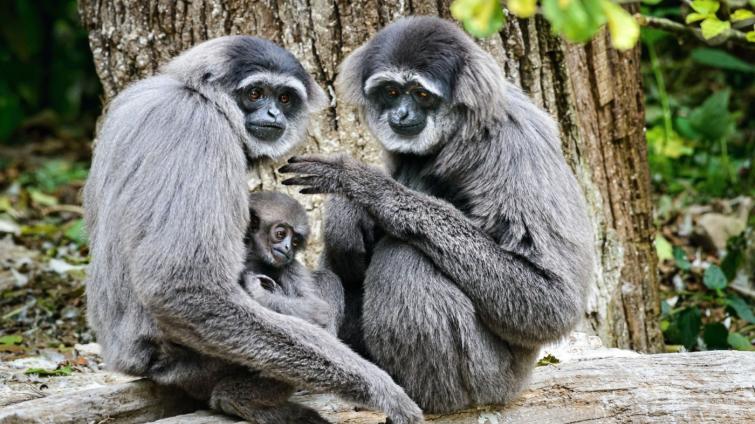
top-left (363, 71), bottom-right (448, 155)
top-left (235, 73), bottom-right (307, 143)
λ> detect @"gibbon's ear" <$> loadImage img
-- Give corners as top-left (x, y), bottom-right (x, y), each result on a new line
top-left (335, 44), bottom-right (370, 106)
top-left (453, 47), bottom-right (507, 119)
top-left (306, 77), bottom-right (330, 112)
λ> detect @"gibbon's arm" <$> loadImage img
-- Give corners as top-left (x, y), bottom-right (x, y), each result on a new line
top-left (282, 154), bottom-right (591, 348)
top-left (102, 87), bottom-right (420, 422)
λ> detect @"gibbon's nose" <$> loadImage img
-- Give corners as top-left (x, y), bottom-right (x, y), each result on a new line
top-left (267, 105), bottom-right (281, 119)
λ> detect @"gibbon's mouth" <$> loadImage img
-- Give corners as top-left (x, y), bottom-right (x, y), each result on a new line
top-left (271, 247), bottom-right (291, 262)
top-left (248, 123), bottom-right (285, 142)
top-left (390, 121), bottom-right (426, 136)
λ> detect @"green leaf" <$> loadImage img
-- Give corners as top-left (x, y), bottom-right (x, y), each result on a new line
top-left (641, 0), bottom-right (664, 5)
top-left (655, 234), bottom-right (673, 261)
top-left (646, 126), bottom-right (693, 158)
top-left (727, 332), bottom-right (754, 351)
top-left (687, 90), bottom-right (734, 141)
top-left (691, 48), bottom-right (755, 73)
top-left (601, 0), bottom-right (640, 50)
top-left (64, 219), bottom-right (88, 245)
top-left (703, 323), bottom-right (729, 349)
top-left (685, 13), bottom-right (708, 24)
top-left (747, 30), bottom-right (755, 43)
top-left (24, 365), bottom-right (73, 377)
top-left (672, 246), bottom-right (691, 271)
top-left (725, 295), bottom-right (755, 324)
top-left (507, 0), bottom-right (537, 18)
top-left (0, 335), bottom-right (23, 345)
top-left (690, 0), bottom-right (720, 16)
top-left (542, 0), bottom-right (606, 43)
top-left (664, 307), bottom-right (701, 350)
top-left (29, 190), bottom-right (58, 207)
top-left (700, 17), bottom-right (731, 40)
top-left (451, 0), bottom-right (506, 37)
top-left (731, 9), bottom-right (755, 21)
top-left (703, 265), bottom-right (728, 290)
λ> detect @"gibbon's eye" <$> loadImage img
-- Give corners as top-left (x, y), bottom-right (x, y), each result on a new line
top-left (386, 86), bottom-right (400, 98)
top-left (292, 236), bottom-right (302, 248)
top-left (279, 93), bottom-right (290, 104)
top-left (273, 227), bottom-right (287, 242)
top-left (416, 89), bottom-right (429, 98)
top-left (249, 88), bottom-right (264, 101)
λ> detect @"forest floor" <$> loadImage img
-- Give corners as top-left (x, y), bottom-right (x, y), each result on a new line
top-left (0, 136), bottom-right (753, 377)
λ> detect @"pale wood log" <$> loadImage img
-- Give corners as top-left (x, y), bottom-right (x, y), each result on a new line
top-left (2, 351), bottom-right (753, 423)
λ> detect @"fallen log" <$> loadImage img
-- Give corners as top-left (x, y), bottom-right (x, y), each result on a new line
top-left (1, 349), bottom-right (753, 423)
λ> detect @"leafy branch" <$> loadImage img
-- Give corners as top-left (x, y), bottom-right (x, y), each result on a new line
top-left (451, 0), bottom-right (755, 50)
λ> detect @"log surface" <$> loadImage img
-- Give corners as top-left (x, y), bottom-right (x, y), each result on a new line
top-left (1, 350), bottom-right (753, 424)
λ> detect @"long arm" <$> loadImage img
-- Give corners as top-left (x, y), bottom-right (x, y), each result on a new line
top-left (281, 151), bottom-right (593, 348)
top-left (94, 82), bottom-right (422, 423)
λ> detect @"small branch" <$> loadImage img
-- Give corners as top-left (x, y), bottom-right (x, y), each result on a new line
top-left (636, 14), bottom-right (753, 49)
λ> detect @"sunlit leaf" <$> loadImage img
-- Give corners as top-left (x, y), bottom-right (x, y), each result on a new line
top-left (731, 9), bottom-right (755, 21)
top-left (507, 0), bottom-right (537, 18)
top-left (655, 234), bottom-right (673, 261)
top-left (703, 265), bottom-right (727, 290)
top-left (689, 0), bottom-right (720, 15)
top-left (727, 332), bottom-right (754, 351)
top-left (451, 0), bottom-right (506, 37)
top-left (646, 126), bottom-right (693, 158)
top-left (542, 0), bottom-right (606, 43)
top-left (641, 0), bottom-right (663, 5)
top-left (601, 0), bottom-right (640, 50)
top-left (700, 17), bottom-right (730, 40)
top-left (29, 190), bottom-right (58, 207)
top-left (0, 335), bottom-right (23, 345)
top-left (685, 13), bottom-right (708, 24)
top-left (747, 30), bottom-right (755, 43)
top-left (64, 219), bottom-right (88, 245)
top-left (536, 353), bottom-right (561, 366)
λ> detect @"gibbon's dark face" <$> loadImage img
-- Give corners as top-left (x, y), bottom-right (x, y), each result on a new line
top-left (246, 192), bottom-right (310, 268)
top-left (237, 82), bottom-right (303, 142)
top-left (368, 81), bottom-right (442, 137)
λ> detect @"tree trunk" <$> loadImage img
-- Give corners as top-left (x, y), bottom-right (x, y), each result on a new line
top-left (77, 1), bottom-right (662, 352)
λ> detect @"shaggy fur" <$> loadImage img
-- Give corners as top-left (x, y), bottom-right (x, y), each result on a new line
top-left (84, 36), bottom-right (423, 424)
top-left (242, 192), bottom-right (342, 334)
top-left (280, 17), bottom-right (594, 413)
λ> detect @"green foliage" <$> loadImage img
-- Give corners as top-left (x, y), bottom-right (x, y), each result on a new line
top-left (450, 0), bottom-right (639, 50)
top-left (18, 160), bottom-right (88, 193)
top-left (0, 0), bottom-right (101, 143)
top-left (703, 265), bottom-right (727, 290)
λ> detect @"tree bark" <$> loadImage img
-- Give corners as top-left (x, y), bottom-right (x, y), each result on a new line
top-left (77, 1), bottom-right (661, 352)
top-left (3, 350), bottom-right (754, 423)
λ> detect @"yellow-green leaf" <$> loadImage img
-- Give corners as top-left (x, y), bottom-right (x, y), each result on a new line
top-left (690, 0), bottom-right (720, 15)
top-left (451, 0), bottom-right (506, 37)
top-left (700, 17), bottom-right (730, 39)
top-left (685, 12), bottom-right (708, 24)
top-left (655, 234), bottom-right (673, 262)
top-left (29, 190), bottom-right (58, 207)
top-left (508, 0), bottom-right (537, 18)
top-left (747, 30), bottom-right (755, 43)
top-left (601, 0), bottom-right (640, 50)
top-left (731, 9), bottom-right (754, 21)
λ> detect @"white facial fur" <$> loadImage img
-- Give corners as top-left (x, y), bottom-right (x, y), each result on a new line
top-left (363, 68), bottom-right (450, 155)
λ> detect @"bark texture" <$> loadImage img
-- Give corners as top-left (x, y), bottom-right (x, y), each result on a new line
top-left (2, 350), bottom-right (754, 423)
top-left (77, 1), bottom-right (661, 352)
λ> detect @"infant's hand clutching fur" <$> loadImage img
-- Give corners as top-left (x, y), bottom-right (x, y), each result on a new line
top-left (243, 274), bottom-right (280, 301)
top-left (279, 154), bottom-right (390, 196)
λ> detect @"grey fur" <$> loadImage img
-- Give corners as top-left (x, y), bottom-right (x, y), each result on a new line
top-left (280, 16), bottom-right (594, 413)
top-left (242, 192), bottom-right (340, 334)
top-left (84, 35), bottom-right (423, 423)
